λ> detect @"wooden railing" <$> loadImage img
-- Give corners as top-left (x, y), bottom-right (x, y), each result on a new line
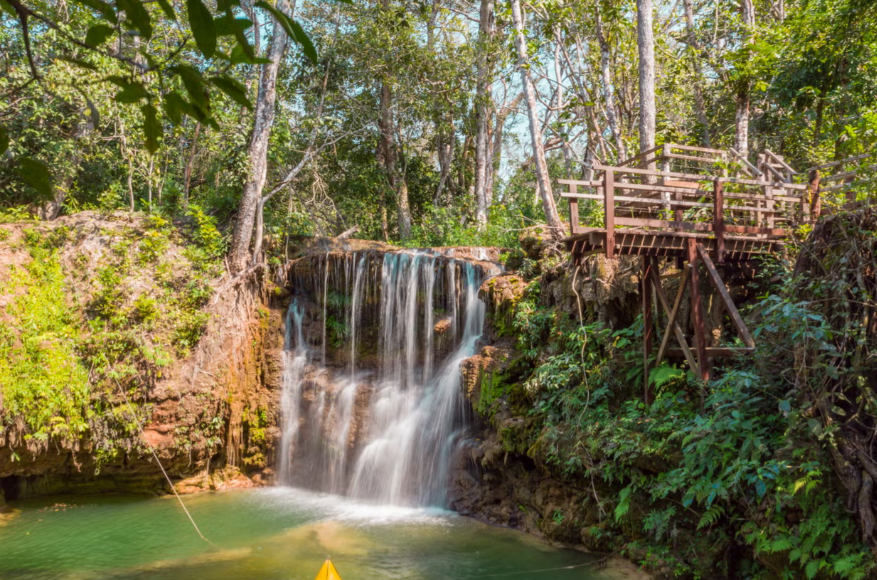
top-left (615, 143), bottom-right (774, 180)
top-left (806, 153), bottom-right (877, 218)
top-left (561, 164), bottom-right (809, 261)
top-left (617, 144), bottom-right (727, 172)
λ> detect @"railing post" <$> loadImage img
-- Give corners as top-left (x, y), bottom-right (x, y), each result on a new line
top-left (642, 255), bottom-right (654, 405)
top-left (808, 169), bottom-right (821, 222)
top-left (687, 240), bottom-right (709, 387)
top-left (713, 179), bottom-right (725, 263)
top-left (569, 182), bottom-right (579, 235)
top-left (765, 184), bottom-right (775, 233)
top-left (604, 169), bottom-right (615, 258)
top-left (661, 144), bottom-right (671, 211)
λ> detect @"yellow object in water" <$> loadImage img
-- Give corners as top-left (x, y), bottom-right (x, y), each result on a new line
top-left (314, 558), bottom-right (343, 580)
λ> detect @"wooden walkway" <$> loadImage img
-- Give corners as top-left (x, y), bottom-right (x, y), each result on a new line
top-left (558, 144), bottom-right (826, 396)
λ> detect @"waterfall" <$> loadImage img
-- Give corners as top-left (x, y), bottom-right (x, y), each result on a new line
top-left (278, 250), bottom-right (488, 507)
top-left (349, 254), bottom-right (366, 377)
top-left (278, 300), bottom-right (307, 485)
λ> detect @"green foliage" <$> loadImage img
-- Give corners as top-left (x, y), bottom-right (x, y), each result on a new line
top-left (0, 240), bottom-right (90, 441)
top-left (182, 204), bottom-right (227, 271)
top-left (403, 203), bottom-right (529, 249)
top-left (487, 247), bottom-right (877, 577)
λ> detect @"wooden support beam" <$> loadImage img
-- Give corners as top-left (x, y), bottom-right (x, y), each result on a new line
top-left (649, 265), bottom-right (698, 374)
top-left (605, 169), bottom-right (615, 258)
top-left (729, 147), bottom-right (763, 176)
top-left (655, 267), bottom-right (697, 370)
top-left (687, 239), bottom-right (709, 382)
top-left (568, 182), bottom-right (580, 235)
top-left (695, 244), bottom-right (755, 348)
top-left (643, 256), bottom-right (654, 404)
top-left (763, 148), bottom-right (798, 175)
top-left (713, 179), bottom-right (725, 263)
top-left (809, 169), bottom-right (821, 223)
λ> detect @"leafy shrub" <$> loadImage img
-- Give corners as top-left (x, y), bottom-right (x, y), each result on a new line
top-left (0, 245), bottom-right (90, 440)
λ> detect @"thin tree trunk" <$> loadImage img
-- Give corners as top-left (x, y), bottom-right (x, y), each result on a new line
top-left (184, 122), bottom-right (201, 210)
top-left (41, 111), bottom-right (93, 220)
top-left (434, 120), bottom-right (454, 205)
top-left (637, 0), bottom-right (656, 168)
top-left (595, 5), bottom-right (627, 162)
top-left (473, 0), bottom-right (494, 228)
top-left (374, 0), bottom-right (410, 240)
top-left (683, 0), bottom-right (711, 146)
top-left (510, 0), bottom-right (564, 239)
top-left (147, 155), bottom-right (154, 212)
top-left (428, 0), bottom-right (451, 207)
top-left (734, 0), bottom-right (755, 157)
top-left (486, 92), bottom-right (522, 202)
top-left (553, 27), bottom-right (574, 179)
top-left (229, 0), bottom-right (291, 273)
top-left (377, 82), bottom-right (395, 241)
top-left (127, 157), bottom-right (134, 212)
top-left (397, 171), bottom-right (412, 239)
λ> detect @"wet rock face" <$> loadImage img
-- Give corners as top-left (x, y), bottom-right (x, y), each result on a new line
top-left (449, 256), bottom-right (638, 556)
top-left (540, 255), bottom-right (641, 330)
top-left (0, 214), bottom-right (289, 498)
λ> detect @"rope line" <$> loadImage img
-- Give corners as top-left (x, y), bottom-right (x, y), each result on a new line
top-left (468, 561), bottom-right (596, 578)
top-left (104, 355), bottom-right (215, 547)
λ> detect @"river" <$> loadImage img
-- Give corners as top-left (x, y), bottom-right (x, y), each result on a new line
top-left (0, 487), bottom-right (630, 580)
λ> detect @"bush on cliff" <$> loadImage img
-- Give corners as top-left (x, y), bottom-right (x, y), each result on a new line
top-left (476, 210), bottom-right (877, 578)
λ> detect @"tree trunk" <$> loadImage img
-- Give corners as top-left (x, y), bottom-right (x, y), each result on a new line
top-left (127, 157), bottom-right (135, 212)
top-left (428, 0), bottom-right (452, 207)
top-left (683, 0), bottom-right (711, 146)
top-left (434, 120), bottom-right (455, 205)
top-left (473, 0), bottom-right (494, 229)
top-left (486, 92), bottom-right (522, 203)
top-left (183, 122), bottom-right (201, 210)
top-left (397, 178), bottom-right (411, 238)
top-left (595, 5), bottom-right (627, 162)
top-left (377, 81), bottom-right (395, 241)
top-left (40, 111), bottom-right (94, 220)
top-left (375, 0), bottom-right (410, 240)
top-left (735, 0), bottom-right (755, 157)
top-left (228, 0), bottom-right (290, 274)
top-left (510, 0), bottom-right (564, 240)
top-left (636, 0), bottom-right (656, 167)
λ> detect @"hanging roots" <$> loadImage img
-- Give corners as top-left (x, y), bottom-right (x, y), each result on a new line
top-left (793, 208), bottom-right (877, 549)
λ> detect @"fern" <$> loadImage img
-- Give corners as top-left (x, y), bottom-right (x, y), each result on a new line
top-left (697, 504), bottom-right (724, 530)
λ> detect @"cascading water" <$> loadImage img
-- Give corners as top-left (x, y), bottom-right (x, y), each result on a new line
top-left (278, 300), bottom-right (307, 485)
top-left (277, 249), bottom-right (490, 506)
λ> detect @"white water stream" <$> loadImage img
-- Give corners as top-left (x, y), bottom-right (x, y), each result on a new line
top-left (278, 251), bottom-right (487, 506)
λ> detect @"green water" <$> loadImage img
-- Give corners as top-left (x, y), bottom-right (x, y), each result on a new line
top-left (0, 488), bottom-right (624, 580)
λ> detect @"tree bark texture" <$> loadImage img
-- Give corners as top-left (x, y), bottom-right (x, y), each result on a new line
top-left (229, 0), bottom-right (291, 273)
top-left (636, 0), bottom-right (656, 168)
top-left (40, 111), bottom-right (94, 220)
top-left (682, 0), bottom-right (711, 146)
top-left (377, 81), bottom-right (395, 241)
top-left (183, 122), bottom-right (201, 210)
top-left (595, 5), bottom-right (627, 162)
top-left (734, 0), bottom-right (755, 157)
top-left (510, 0), bottom-right (565, 240)
top-left (473, 0), bottom-right (494, 229)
